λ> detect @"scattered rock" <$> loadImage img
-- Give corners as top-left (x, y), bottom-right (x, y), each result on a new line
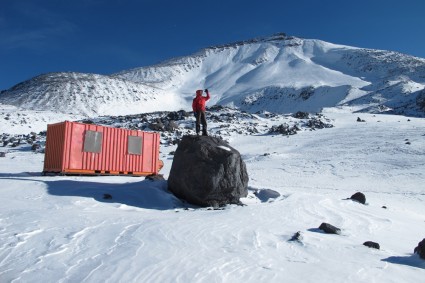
top-left (168, 135), bottom-right (249, 207)
top-left (148, 121), bottom-right (164, 131)
top-left (0, 152), bottom-right (5, 157)
top-left (164, 120), bottom-right (179, 131)
top-left (306, 117), bottom-right (333, 129)
top-left (405, 141), bottom-right (411, 145)
top-left (31, 144), bottom-right (41, 151)
top-left (363, 241), bottom-right (380, 249)
top-left (289, 231), bottom-right (303, 242)
top-left (145, 174), bottom-right (165, 181)
top-left (414, 238), bottom-right (425, 259)
top-left (103, 193), bottom-right (112, 200)
top-left (382, 206), bottom-right (387, 209)
top-left (416, 90), bottom-right (425, 111)
top-left (167, 110), bottom-right (189, 120)
top-left (350, 192), bottom-right (366, 204)
top-left (319, 223), bottom-right (341, 235)
top-left (269, 123), bottom-right (299, 135)
top-left (357, 117), bottom-right (366, 122)
top-left (293, 111), bottom-right (309, 119)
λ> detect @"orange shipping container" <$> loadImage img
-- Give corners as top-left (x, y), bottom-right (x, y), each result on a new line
top-left (43, 121), bottom-right (163, 176)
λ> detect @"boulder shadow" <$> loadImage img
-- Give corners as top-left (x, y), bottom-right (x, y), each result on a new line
top-left (382, 255), bottom-right (425, 269)
top-left (0, 176), bottom-right (183, 210)
top-left (307, 228), bottom-right (325, 234)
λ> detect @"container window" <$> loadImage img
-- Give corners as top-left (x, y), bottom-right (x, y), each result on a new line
top-left (128, 136), bottom-right (142, 155)
top-left (83, 130), bottom-right (103, 153)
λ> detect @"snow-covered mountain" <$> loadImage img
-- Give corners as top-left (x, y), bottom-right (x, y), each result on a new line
top-left (1, 33), bottom-right (425, 282)
top-left (1, 33), bottom-right (425, 117)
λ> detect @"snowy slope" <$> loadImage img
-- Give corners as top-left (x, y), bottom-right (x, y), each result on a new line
top-left (1, 34), bottom-right (425, 119)
top-left (115, 34), bottom-right (425, 116)
top-left (0, 109), bottom-right (424, 282)
top-left (0, 72), bottom-right (185, 117)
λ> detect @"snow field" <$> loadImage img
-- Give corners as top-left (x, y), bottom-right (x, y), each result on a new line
top-left (0, 111), bottom-right (424, 282)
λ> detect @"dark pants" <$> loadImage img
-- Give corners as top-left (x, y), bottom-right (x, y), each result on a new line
top-left (195, 111), bottom-right (207, 135)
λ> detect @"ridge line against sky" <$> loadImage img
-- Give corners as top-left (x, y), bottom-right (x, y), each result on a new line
top-left (1, 0), bottom-right (424, 90)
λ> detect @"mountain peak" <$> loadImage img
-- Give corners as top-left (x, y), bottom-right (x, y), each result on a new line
top-left (205, 32), bottom-right (291, 50)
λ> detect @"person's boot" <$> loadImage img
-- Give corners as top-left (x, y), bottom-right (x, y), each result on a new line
top-left (202, 129), bottom-right (208, 136)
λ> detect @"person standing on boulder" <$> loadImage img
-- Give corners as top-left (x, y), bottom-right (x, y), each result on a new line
top-left (192, 89), bottom-right (210, 136)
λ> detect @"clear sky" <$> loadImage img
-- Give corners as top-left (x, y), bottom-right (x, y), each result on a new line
top-left (1, 0), bottom-right (424, 90)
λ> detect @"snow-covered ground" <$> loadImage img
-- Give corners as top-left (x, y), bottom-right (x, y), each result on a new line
top-left (1, 109), bottom-right (424, 282)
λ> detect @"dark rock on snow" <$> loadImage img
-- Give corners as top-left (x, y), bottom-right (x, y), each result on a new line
top-left (350, 192), bottom-right (366, 204)
top-left (306, 117), bottom-right (333, 129)
top-left (269, 123), bottom-right (299, 135)
top-left (168, 135), bottom-right (249, 207)
top-left (293, 111), bottom-right (310, 119)
top-left (145, 174), bottom-right (165, 181)
top-left (31, 144), bottom-right (41, 151)
top-left (0, 152), bottom-right (5, 157)
top-left (289, 231), bottom-right (303, 242)
top-left (319, 223), bottom-right (341, 235)
top-left (103, 193), bottom-right (112, 200)
top-left (363, 241), bottom-right (380, 249)
top-left (414, 238), bottom-right (425, 259)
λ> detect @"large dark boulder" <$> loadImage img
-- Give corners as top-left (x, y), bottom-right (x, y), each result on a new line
top-left (168, 135), bottom-right (249, 207)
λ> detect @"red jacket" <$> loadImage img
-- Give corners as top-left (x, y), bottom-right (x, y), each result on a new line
top-left (192, 90), bottom-right (210, 112)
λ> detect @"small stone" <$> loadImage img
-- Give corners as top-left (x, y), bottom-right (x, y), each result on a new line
top-left (103, 194), bottom-right (112, 200)
top-left (145, 174), bottom-right (165, 181)
top-left (350, 192), bottom-right (366, 204)
top-left (363, 241), bottom-right (380, 249)
top-left (0, 152), bottom-right (5, 157)
top-left (31, 144), bottom-right (41, 151)
top-left (289, 231), bottom-right (303, 242)
top-left (319, 223), bottom-right (341, 235)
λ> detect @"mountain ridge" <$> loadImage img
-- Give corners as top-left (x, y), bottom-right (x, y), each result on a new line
top-left (1, 34), bottom-right (424, 117)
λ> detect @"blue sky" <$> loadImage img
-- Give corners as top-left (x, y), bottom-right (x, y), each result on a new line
top-left (1, 0), bottom-right (424, 90)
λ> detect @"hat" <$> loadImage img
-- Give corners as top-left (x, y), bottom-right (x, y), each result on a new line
top-left (196, 89), bottom-right (203, 95)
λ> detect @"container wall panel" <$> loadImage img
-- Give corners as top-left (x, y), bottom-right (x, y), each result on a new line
top-left (44, 122), bottom-right (66, 172)
top-left (143, 133), bottom-right (154, 172)
top-left (43, 121), bottom-right (161, 175)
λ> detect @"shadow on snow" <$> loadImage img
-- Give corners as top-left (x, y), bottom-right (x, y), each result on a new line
top-left (0, 173), bottom-right (183, 211)
top-left (382, 255), bottom-right (425, 270)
